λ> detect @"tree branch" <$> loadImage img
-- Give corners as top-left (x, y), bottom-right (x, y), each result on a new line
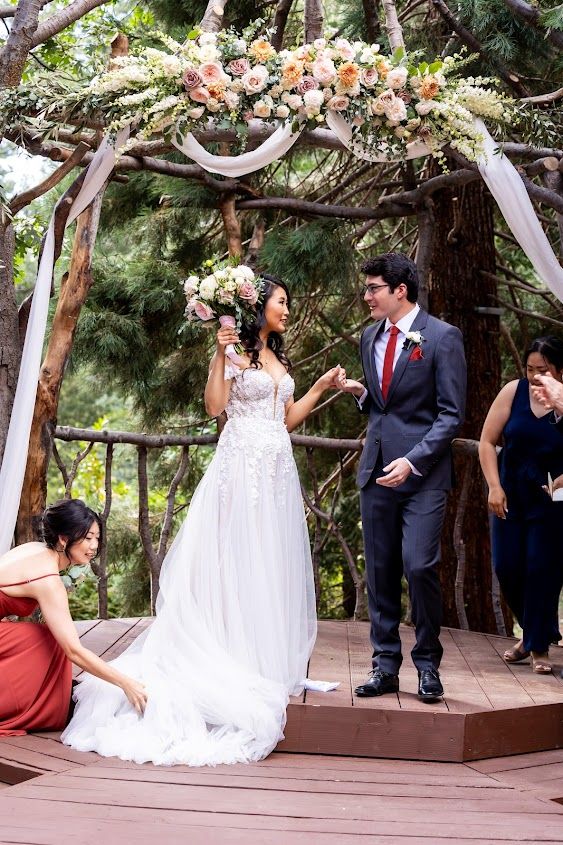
top-left (503, 0), bottom-right (563, 50)
top-left (382, 0), bottom-right (405, 50)
top-left (236, 196), bottom-right (416, 219)
top-left (0, 0), bottom-right (44, 88)
top-left (271, 0), bottom-right (294, 51)
top-left (9, 141), bottom-right (90, 215)
top-left (431, 0), bottom-right (531, 97)
top-left (30, 0), bottom-right (112, 47)
top-left (304, 0), bottom-right (323, 43)
top-left (200, 0), bottom-right (227, 33)
top-left (521, 87), bottom-right (563, 105)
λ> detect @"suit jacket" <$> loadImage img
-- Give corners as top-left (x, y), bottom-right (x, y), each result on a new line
top-left (357, 308), bottom-right (467, 492)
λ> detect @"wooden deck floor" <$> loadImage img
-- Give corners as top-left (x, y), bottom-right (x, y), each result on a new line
top-left (68, 617), bottom-right (563, 761)
top-left (0, 619), bottom-right (562, 843)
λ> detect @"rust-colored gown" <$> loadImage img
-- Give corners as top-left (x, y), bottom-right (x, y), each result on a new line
top-left (0, 583), bottom-right (72, 737)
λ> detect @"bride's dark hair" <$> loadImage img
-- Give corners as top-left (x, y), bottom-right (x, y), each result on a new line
top-left (239, 274), bottom-right (292, 372)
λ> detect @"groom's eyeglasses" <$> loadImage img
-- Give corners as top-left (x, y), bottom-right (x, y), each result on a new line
top-left (363, 283), bottom-right (390, 295)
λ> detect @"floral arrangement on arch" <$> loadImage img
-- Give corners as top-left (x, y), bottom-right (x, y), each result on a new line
top-left (13, 20), bottom-right (516, 163)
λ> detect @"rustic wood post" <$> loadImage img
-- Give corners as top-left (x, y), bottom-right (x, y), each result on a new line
top-left (304, 0), bottom-right (323, 43)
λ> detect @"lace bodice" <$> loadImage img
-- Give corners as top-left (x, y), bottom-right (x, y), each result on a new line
top-left (225, 365), bottom-right (294, 423)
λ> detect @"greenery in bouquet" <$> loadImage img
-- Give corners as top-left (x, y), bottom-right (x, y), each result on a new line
top-left (1, 19), bottom-right (522, 164)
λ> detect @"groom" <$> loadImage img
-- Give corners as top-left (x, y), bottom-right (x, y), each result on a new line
top-left (340, 253), bottom-right (466, 701)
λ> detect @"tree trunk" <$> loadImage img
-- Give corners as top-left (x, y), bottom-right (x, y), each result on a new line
top-left (0, 217), bottom-right (21, 468)
top-left (304, 0), bottom-right (323, 43)
top-left (427, 157), bottom-right (507, 634)
top-left (0, 0), bottom-right (43, 91)
top-left (15, 189), bottom-right (106, 542)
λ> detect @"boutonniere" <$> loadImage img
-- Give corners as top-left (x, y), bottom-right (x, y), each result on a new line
top-left (403, 331), bottom-right (425, 360)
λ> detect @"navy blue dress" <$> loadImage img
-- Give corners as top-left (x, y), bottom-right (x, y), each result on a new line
top-left (492, 378), bottom-right (563, 652)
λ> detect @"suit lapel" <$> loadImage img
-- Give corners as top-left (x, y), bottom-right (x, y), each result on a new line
top-left (385, 308), bottom-right (428, 404)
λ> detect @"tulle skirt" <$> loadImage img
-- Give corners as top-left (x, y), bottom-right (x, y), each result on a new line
top-left (62, 417), bottom-right (317, 765)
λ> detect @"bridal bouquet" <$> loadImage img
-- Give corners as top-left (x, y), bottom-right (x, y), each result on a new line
top-left (182, 260), bottom-right (265, 365)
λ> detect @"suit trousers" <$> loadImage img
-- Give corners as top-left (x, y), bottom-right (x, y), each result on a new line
top-left (360, 469), bottom-right (447, 674)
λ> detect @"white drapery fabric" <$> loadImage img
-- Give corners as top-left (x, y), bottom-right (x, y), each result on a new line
top-left (0, 129), bottom-right (128, 555)
top-left (1, 117), bottom-right (562, 553)
top-left (475, 118), bottom-right (563, 302)
top-left (171, 120), bottom-right (303, 177)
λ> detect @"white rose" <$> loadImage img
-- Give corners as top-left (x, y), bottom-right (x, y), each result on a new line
top-left (199, 32), bottom-right (217, 46)
top-left (254, 99), bottom-right (272, 118)
top-left (415, 100), bottom-right (436, 116)
top-left (241, 65), bottom-right (269, 95)
top-left (183, 276), bottom-right (199, 296)
top-left (233, 38), bottom-right (247, 55)
top-left (360, 48), bottom-right (376, 64)
top-left (282, 93), bottom-right (303, 109)
top-left (230, 78), bottom-right (244, 93)
top-left (276, 104), bottom-right (290, 118)
top-left (188, 106), bottom-right (205, 118)
top-left (303, 89), bottom-right (324, 109)
top-left (199, 277), bottom-right (218, 300)
top-left (161, 55), bottom-right (183, 78)
top-left (386, 66), bottom-right (408, 90)
top-left (313, 38), bottom-right (327, 49)
top-left (223, 89), bottom-right (240, 110)
top-left (214, 269), bottom-right (228, 281)
top-left (198, 44), bottom-right (219, 63)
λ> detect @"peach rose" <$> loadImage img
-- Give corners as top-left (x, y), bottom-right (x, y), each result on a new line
top-left (199, 62), bottom-right (225, 86)
top-left (189, 86), bottom-right (210, 103)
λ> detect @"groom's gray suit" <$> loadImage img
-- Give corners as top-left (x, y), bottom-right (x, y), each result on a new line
top-left (358, 307), bottom-right (466, 673)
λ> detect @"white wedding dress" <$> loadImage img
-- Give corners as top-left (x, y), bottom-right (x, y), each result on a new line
top-left (62, 365), bottom-right (317, 765)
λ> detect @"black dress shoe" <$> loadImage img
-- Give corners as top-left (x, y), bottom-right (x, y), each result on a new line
top-left (355, 669), bottom-right (399, 697)
top-left (417, 669), bottom-right (444, 701)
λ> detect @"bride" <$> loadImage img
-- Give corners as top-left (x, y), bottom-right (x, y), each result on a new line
top-left (62, 275), bottom-right (342, 766)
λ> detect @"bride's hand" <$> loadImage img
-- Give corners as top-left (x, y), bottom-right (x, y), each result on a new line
top-left (122, 677), bottom-right (148, 715)
top-left (316, 365), bottom-right (346, 391)
top-left (216, 325), bottom-right (239, 353)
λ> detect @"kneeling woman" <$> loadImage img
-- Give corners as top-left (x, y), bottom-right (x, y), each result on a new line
top-left (0, 499), bottom-right (146, 736)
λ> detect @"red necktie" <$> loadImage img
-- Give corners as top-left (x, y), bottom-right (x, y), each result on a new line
top-left (381, 325), bottom-right (399, 401)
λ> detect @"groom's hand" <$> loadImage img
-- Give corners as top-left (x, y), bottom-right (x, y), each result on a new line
top-left (376, 458), bottom-right (412, 488)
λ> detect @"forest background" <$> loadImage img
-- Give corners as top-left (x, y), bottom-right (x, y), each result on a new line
top-left (0, 0), bottom-right (562, 632)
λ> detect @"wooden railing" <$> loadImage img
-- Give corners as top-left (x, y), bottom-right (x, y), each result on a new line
top-left (52, 426), bottom-right (498, 629)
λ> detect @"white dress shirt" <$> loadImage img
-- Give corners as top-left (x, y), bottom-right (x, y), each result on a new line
top-left (359, 303), bottom-right (421, 475)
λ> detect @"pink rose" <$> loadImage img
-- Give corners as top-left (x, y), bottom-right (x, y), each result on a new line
top-left (335, 38), bottom-right (355, 61)
top-left (228, 58), bottom-right (250, 76)
top-left (194, 300), bottom-right (215, 321)
top-left (312, 57), bottom-right (337, 85)
top-left (189, 86), bottom-right (210, 104)
top-left (199, 62), bottom-right (225, 86)
top-left (238, 281), bottom-right (259, 304)
top-left (361, 67), bottom-right (379, 88)
top-left (183, 68), bottom-right (203, 90)
top-left (296, 75), bottom-right (319, 94)
top-left (326, 94), bottom-right (350, 111)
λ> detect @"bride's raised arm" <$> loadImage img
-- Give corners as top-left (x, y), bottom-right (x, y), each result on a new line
top-left (285, 366), bottom-right (343, 432)
top-left (204, 325), bottom-right (239, 417)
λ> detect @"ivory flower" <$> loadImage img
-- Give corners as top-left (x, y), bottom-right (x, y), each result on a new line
top-left (386, 67), bottom-right (408, 90)
top-left (241, 65), bottom-right (269, 94)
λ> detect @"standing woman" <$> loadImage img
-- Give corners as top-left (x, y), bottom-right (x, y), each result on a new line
top-left (479, 337), bottom-right (563, 673)
top-left (0, 499), bottom-right (146, 736)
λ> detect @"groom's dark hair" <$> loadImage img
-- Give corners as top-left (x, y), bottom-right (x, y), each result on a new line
top-left (361, 253), bottom-right (419, 303)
